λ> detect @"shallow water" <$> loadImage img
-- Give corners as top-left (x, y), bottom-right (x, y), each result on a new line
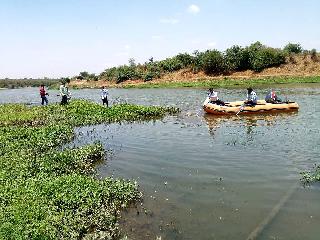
top-left (1, 85), bottom-right (320, 239)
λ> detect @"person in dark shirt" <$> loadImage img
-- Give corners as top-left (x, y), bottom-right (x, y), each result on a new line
top-left (265, 89), bottom-right (282, 103)
top-left (39, 84), bottom-right (49, 105)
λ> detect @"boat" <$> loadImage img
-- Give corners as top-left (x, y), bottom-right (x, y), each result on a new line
top-left (203, 98), bottom-right (299, 115)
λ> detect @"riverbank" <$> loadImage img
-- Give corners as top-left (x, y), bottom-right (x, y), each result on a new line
top-left (0, 100), bottom-right (178, 239)
top-left (69, 51), bottom-right (320, 89)
top-left (0, 78), bottom-right (61, 89)
top-left (69, 75), bottom-right (320, 89)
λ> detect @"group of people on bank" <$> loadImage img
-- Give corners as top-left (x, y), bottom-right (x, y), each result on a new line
top-left (207, 87), bottom-right (283, 106)
top-left (39, 83), bottom-right (109, 106)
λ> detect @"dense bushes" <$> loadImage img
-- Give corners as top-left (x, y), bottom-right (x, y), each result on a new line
top-left (94, 41), bottom-right (309, 83)
top-left (283, 43), bottom-right (303, 54)
top-left (225, 45), bottom-right (250, 71)
top-left (198, 50), bottom-right (227, 75)
top-left (100, 60), bottom-right (144, 83)
top-left (77, 71), bottom-right (98, 81)
top-left (249, 47), bottom-right (286, 72)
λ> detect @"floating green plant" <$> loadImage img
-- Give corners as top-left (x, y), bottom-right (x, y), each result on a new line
top-left (300, 165), bottom-right (320, 184)
top-left (0, 99), bottom-right (179, 239)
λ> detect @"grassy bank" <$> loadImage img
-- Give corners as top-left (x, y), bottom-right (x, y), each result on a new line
top-left (123, 76), bottom-right (320, 89)
top-left (0, 100), bottom-right (178, 239)
top-left (70, 75), bottom-right (320, 89)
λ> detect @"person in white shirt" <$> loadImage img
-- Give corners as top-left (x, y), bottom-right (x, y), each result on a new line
top-left (59, 83), bottom-right (70, 105)
top-left (101, 86), bottom-right (109, 107)
top-left (245, 87), bottom-right (258, 106)
top-left (207, 88), bottom-right (225, 105)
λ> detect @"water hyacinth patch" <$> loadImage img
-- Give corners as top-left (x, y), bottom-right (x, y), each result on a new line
top-left (300, 165), bottom-right (320, 184)
top-left (0, 99), bottom-right (179, 239)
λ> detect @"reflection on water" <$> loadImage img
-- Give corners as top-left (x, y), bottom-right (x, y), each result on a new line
top-left (1, 85), bottom-right (320, 239)
top-left (203, 111), bottom-right (298, 142)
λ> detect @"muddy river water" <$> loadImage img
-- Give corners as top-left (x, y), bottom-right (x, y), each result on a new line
top-left (1, 85), bottom-right (320, 239)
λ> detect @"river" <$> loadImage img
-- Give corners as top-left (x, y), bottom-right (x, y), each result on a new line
top-left (1, 85), bottom-right (320, 239)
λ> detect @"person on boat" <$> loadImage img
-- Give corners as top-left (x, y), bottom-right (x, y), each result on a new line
top-left (39, 84), bottom-right (49, 105)
top-left (265, 89), bottom-right (282, 103)
top-left (207, 88), bottom-right (225, 106)
top-left (245, 87), bottom-right (257, 106)
top-left (59, 82), bottom-right (70, 105)
top-left (101, 86), bottom-right (109, 107)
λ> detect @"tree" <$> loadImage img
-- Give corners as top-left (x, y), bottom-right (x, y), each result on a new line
top-left (61, 77), bottom-right (70, 84)
top-left (79, 71), bottom-right (89, 78)
top-left (199, 50), bottom-right (226, 75)
top-left (225, 45), bottom-right (250, 71)
top-left (283, 43), bottom-right (303, 54)
top-left (128, 58), bottom-right (136, 67)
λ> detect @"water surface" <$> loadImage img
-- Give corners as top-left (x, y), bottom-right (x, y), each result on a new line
top-left (1, 85), bottom-right (320, 239)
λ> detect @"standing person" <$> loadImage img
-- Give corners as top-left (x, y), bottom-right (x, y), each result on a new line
top-left (101, 86), bottom-right (109, 107)
top-left (39, 84), bottom-right (49, 105)
top-left (207, 88), bottom-right (225, 105)
top-left (245, 87), bottom-right (258, 106)
top-left (59, 82), bottom-right (69, 105)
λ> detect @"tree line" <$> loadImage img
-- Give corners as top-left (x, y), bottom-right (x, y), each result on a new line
top-left (76, 42), bottom-right (317, 83)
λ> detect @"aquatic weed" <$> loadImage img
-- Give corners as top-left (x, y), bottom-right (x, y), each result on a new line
top-left (300, 165), bottom-right (320, 184)
top-left (0, 99), bottom-right (178, 239)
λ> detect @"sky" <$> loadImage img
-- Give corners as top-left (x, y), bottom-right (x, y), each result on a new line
top-left (0, 0), bottom-right (320, 78)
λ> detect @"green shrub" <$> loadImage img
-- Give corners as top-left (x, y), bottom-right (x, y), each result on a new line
top-left (198, 50), bottom-right (226, 75)
top-left (191, 50), bottom-right (203, 73)
top-left (175, 53), bottom-right (194, 68)
top-left (77, 72), bottom-right (98, 81)
top-left (116, 65), bottom-right (142, 83)
top-left (283, 43), bottom-right (303, 54)
top-left (225, 45), bottom-right (250, 71)
top-left (159, 57), bottom-right (183, 72)
top-left (244, 42), bottom-right (286, 72)
top-left (249, 47), bottom-right (286, 72)
top-left (100, 67), bottom-right (119, 81)
top-left (97, 41), bottom-right (310, 82)
top-left (143, 71), bottom-right (161, 82)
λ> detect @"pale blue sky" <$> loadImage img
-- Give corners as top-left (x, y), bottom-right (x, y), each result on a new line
top-left (0, 0), bottom-right (319, 78)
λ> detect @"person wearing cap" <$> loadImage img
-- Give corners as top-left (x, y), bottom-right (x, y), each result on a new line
top-left (245, 87), bottom-right (257, 106)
